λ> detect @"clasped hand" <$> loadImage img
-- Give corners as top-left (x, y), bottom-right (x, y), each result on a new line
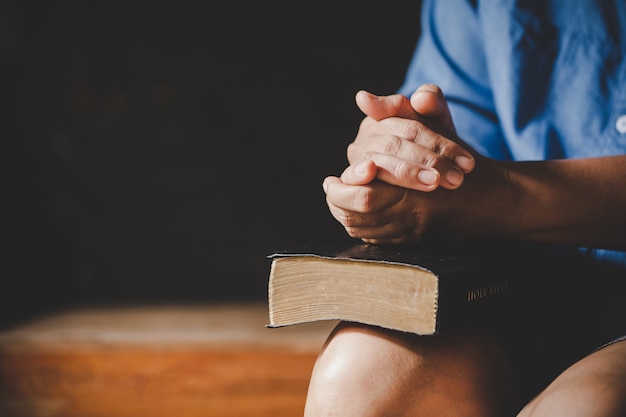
top-left (323, 84), bottom-right (494, 244)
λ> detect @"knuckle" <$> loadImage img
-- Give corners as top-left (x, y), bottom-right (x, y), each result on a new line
top-left (390, 160), bottom-right (414, 180)
top-left (352, 187), bottom-right (376, 212)
top-left (409, 127), bottom-right (450, 156)
top-left (348, 143), bottom-right (375, 163)
top-left (344, 226), bottom-right (361, 238)
top-left (420, 152), bottom-right (443, 169)
top-left (337, 210), bottom-right (361, 228)
top-left (432, 134), bottom-right (453, 155)
top-left (336, 210), bottom-right (351, 225)
top-left (346, 142), bottom-right (358, 161)
top-left (436, 139), bottom-right (452, 155)
top-left (358, 117), bottom-right (370, 129)
top-left (358, 117), bottom-right (375, 132)
top-left (399, 120), bottom-right (421, 141)
top-left (381, 136), bottom-right (402, 157)
top-left (430, 141), bottom-right (444, 155)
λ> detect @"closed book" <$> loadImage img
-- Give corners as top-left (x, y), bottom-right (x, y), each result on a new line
top-left (267, 241), bottom-right (565, 335)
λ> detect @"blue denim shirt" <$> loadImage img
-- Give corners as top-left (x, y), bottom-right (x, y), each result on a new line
top-left (398, 0), bottom-right (626, 268)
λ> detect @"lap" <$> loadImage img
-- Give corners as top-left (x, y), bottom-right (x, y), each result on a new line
top-left (303, 258), bottom-right (626, 416)
top-left (304, 322), bottom-right (626, 417)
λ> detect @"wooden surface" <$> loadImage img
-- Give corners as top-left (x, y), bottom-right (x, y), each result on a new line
top-left (0, 303), bottom-right (337, 417)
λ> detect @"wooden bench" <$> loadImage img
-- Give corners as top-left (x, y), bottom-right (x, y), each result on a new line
top-left (0, 303), bottom-right (336, 417)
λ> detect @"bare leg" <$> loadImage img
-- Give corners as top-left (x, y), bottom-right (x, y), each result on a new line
top-left (518, 340), bottom-right (626, 417)
top-left (303, 321), bottom-right (514, 417)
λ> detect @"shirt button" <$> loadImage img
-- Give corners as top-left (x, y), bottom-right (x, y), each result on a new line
top-left (616, 115), bottom-right (626, 134)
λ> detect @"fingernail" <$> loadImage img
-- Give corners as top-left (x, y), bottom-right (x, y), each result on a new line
top-left (455, 155), bottom-right (475, 172)
top-left (322, 180), bottom-right (329, 193)
top-left (419, 83), bottom-right (441, 94)
top-left (354, 161), bottom-right (369, 176)
top-left (418, 169), bottom-right (439, 185)
top-left (357, 90), bottom-right (377, 100)
top-left (446, 169), bottom-right (463, 186)
top-left (415, 85), bottom-right (441, 99)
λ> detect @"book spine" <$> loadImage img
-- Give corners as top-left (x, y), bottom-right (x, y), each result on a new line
top-left (435, 268), bottom-right (516, 332)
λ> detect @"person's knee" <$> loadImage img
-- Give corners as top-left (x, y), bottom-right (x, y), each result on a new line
top-left (304, 322), bottom-right (513, 417)
top-left (517, 341), bottom-right (626, 417)
top-left (303, 322), bottom-right (419, 417)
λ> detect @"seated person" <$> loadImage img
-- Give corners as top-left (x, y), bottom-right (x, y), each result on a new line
top-left (305, 1), bottom-right (626, 416)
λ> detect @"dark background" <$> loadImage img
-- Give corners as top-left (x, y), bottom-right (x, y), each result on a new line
top-left (3, 1), bottom-right (422, 326)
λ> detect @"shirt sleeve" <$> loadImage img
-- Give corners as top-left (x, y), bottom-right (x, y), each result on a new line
top-left (398, 0), bottom-right (511, 159)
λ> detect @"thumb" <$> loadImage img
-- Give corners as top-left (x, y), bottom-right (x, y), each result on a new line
top-left (410, 84), bottom-right (457, 136)
top-left (340, 160), bottom-right (377, 185)
top-left (355, 90), bottom-right (418, 121)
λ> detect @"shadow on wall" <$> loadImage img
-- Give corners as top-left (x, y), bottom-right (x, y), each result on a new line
top-left (4, 1), bottom-right (422, 324)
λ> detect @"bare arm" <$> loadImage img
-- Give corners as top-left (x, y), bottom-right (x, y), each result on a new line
top-left (325, 87), bottom-right (626, 250)
top-left (492, 155), bottom-right (626, 249)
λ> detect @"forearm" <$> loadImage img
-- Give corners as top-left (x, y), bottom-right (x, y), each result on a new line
top-left (482, 155), bottom-right (626, 250)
